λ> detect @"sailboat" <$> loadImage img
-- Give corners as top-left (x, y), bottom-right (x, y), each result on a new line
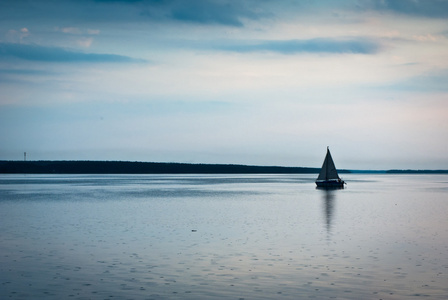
top-left (316, 147), bottom-right (346, 188)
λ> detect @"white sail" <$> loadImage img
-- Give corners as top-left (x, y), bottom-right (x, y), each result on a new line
top-left (316, 148), bottom-right (340, 181)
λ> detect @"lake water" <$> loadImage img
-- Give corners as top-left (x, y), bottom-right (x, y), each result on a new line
top-left (1, 174), bottom-right (447, 299)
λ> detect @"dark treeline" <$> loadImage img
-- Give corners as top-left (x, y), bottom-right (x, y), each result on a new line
top-left (2, 161), bottom-right (445, 174)
top-left (0, 160), bottom-right (328, 174)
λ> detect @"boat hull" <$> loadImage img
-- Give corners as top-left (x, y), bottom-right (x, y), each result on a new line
top-left (315, 180), bottom-right (345, 189)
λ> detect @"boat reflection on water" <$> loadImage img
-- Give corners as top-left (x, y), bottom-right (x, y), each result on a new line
top-left (319, 189), bottom-right (336, 237)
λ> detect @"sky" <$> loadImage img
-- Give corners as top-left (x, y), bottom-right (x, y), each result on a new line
top-left (1, 0), bottom-right (448, 170)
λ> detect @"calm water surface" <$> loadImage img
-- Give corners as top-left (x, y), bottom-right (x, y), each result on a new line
top-left (1, 174), bottom-right (447, 299)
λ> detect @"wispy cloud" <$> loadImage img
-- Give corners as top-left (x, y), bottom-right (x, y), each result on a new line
top-left (168, 1), bottom-right (258, 27)
top-left (59, 27), bottom-right (82, 35)
top-left (93, 0), bottom-right (448, 25)
top-left (2, 0), bottom-right (447, 34)
top-left (55, 26), bottom-right (100, 35)
top-left (0, 68), bottom-right (56, 76)
top-left (0, 43), bottom-right (146, 63)
top-left (367, 0), bottom-right (448, 18)
top-left (387, 70), bottom-right (448, 92)
top-left (212, 38), bottom-right (381, 55)
top-left (94, 0), bottom-right (264, 26)
top-left (5, 28), bottom-right (31, 43)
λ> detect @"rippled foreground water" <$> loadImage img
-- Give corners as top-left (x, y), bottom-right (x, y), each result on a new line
top-left (1, 174), bottom-right (447, 299)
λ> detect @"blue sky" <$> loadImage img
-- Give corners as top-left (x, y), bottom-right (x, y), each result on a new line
top-left (1, 0), bottom-right (448, 169)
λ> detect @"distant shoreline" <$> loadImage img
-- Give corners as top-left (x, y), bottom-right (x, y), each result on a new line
top-left (0, 160), bottom-right (321, 174)
top-left (0, 161), bottom-right (447, 174)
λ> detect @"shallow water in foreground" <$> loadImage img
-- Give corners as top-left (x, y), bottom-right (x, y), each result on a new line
top-left (1, 174), bottom-right (447, 299)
